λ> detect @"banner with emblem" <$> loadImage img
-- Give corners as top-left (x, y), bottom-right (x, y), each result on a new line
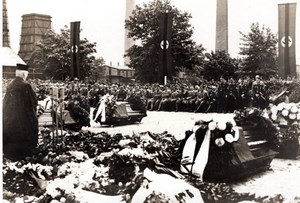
top-left (70, 21), bottom-right (81, 79)
top-left (159, 12), bottom-right (173, 84)
top-left (278, 3), bottom-right (297, 78)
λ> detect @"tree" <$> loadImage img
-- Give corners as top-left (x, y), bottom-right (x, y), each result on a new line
top-left (89, 58), bottom-right (107, 82)
top-left (239, 23), bottom-right (278, 78)
top-left (202, 50), bottom-right (240, 81)
top-left (31, 26), bottom-right (104, 80)
top-left (125, 0), bottom-right (205, 83)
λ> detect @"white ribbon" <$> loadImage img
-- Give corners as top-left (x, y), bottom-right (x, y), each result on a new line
top-left (192, 129), bottom-right (211, 181)
top-left (180, 132), bottom-right (197, 174)
top-left (93, 99), bottom-right (106, 122)
top-left (180, 127), bottom-right (211, 181)
top-left (232, 126), bottom-right (240, 142)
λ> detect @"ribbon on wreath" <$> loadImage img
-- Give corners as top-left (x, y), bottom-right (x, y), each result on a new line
top-left (93, 98), bottom-right (106, 123)
top-left (180, 123), bottom-right (240, 181)
top-left (180, 126), bottom-right (211, 181)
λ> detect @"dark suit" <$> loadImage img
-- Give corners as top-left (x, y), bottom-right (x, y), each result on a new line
top-left (3, 77), bottom-right (38, 160)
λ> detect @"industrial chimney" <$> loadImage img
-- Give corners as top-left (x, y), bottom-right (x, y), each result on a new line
top-left (215, 0), bottom-right (228, 52)
top-left (2, 0), bottom-right (26, 78)
top-left (18, 13), bottom-right (52, 63)
top-left (2, 0), bottom-right (10, 47)
top-left (124, 0), bottom-right (135, 66)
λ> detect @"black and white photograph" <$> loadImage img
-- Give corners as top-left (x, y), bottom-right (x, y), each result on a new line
top-left (1, 0), bottom-right (300, 202)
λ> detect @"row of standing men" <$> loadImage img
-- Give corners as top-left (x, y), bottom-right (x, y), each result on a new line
top-left (33, 76), bottom-right (273, 114)
top-left (146, 78), bottom-right (269, 113)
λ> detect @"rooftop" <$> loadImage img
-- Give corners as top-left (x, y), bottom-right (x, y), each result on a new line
top-left (0, 47), bottom-right (26, 67)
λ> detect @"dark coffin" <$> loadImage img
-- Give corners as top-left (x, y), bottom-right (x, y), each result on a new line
top-left (99, 101), bottom-right (147, 126)
top-left (203, 126), bottom-right (278, 182)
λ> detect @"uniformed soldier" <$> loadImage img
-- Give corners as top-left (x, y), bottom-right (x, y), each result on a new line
top-left (252, 75), bottom-right (265, 108)
top-left (216, 78), bottom-right (228, 113)
top-left (225, 78), bottom-right (237, 113)
top-left (158, 87), bottom-right (172, 111)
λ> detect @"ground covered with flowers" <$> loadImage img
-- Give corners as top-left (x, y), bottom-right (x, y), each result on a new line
top-left (2, 129), bottom-right (291, 203)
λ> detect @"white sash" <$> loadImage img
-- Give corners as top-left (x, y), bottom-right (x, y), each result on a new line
top-left (192, 130), bottom-right (211, 181)
top-left (93, 100), bottom-right (106, 122)
top-left (180, 129), bottom-right (211, 181)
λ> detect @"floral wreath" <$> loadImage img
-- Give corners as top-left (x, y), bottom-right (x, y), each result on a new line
top-left (193, 116), bottom-right (239, 148)
top-left (102, 94), bottom-right (117, 116)
top-left (267, 102), bottom-right (300, 143)
top-left (268, 102), bottom-right (300, 125)
top-left (234, 108), bottom-right (281, 150)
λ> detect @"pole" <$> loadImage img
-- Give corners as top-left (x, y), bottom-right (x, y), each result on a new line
top-left (51, 98), bottom-right (55, 148)
top-left (55, 106), bottom-right (59, 146)
top-left (59, 86), bottom-right (65, 146)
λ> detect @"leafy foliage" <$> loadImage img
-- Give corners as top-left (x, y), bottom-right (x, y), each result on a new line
top-left (202, 50), bottom-right (240, 80)
top-left (239, 23), bottom-right (278, 78)
top-left (3, 129), bottom-right (291, 202)
top-left (30, 26), bottom-right (104, 80)
top-left (125, 0), bottom-right (205, 83)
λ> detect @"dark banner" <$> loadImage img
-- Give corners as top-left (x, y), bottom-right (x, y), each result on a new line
top-left (70, 21), bottom-right (80, 79)
top-left (278, 3), bottom-right (297, 78)
top-left (159, 12), bottom-right (173, 84)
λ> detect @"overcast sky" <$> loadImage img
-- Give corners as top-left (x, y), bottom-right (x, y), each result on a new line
top-left (5, 0), bottom-right (300, 66)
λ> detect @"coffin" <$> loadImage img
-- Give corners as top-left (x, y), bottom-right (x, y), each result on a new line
top-left (37, 99), bottom-right (75, 128)
top-left (203, 125), bottom-right (278, 182)
top-left (93, 101), bottom-right (147, 126)
top-left (38, 109), bottom-right (86, 131)
top-left (38, 109), bottom-right (53, 127)
top-left (181, 110), bottom-right (279, 182)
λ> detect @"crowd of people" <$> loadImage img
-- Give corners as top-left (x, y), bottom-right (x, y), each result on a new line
top-left (3, 75), bottom-right (296, 115)
top-left (2, 68), bottom-right (298, 161)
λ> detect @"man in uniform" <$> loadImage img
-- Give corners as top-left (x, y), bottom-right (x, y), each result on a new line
top-left (252, 75), bottom-right (267, 108)
top-left (216, 78), bottom-right (228, 113)
top-left (3, 64), bottom-right (39, 161)
top-left (226, 78), bottom-right (238, 112)
top-left (158, 87), bottom-right (171, 111)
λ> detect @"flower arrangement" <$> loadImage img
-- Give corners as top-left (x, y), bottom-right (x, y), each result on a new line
top-left (3, 130), bottom-right (287, 203)
top-left (267, 102), bottom-right (300, 144)
top-left (194, 116), bottom-right (239, 148)
top-left (103, 94), bottom-right (117, 116)
top-left (234, 108), bottom-right (281, 151)
top-left (268, 102), bottom-right (300, 126)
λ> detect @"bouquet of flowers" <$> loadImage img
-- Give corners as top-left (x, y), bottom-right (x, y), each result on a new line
top-left (103, 94), bottom-right (117, 116)
top-left (234, 108), bottom-right (281, 151)
top-left (268, 102), bottom-right (300, 125)
top-left (194, 116), bottom-right (239, 148)
top-left (268, 102), bottom-right (300, 143)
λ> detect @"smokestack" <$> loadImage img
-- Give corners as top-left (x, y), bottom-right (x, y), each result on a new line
top-left (2, 0), bottom-right (10, 47)
top-left (215, 0), bottom-right (228, 52)
top-left (18, 13), bottom-right (52, 63)
top-left (124, 0), bottom-right (135, 65)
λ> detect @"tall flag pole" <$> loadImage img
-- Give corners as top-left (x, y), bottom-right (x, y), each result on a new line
top-left (278, 3), bottom-right (297, 78)
top-left (159, 12), bottom-right (173, 84)
top-left (70, 21), bottom-right (80, 79)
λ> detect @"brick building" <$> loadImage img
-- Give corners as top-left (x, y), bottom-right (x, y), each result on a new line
top-left (100, 64), bottom-right (135, 83)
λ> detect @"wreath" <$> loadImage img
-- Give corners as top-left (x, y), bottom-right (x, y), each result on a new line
top-left (267, 102), bottom-right (300, 143)
top-left (234, 108), bottom-right (280, 151)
